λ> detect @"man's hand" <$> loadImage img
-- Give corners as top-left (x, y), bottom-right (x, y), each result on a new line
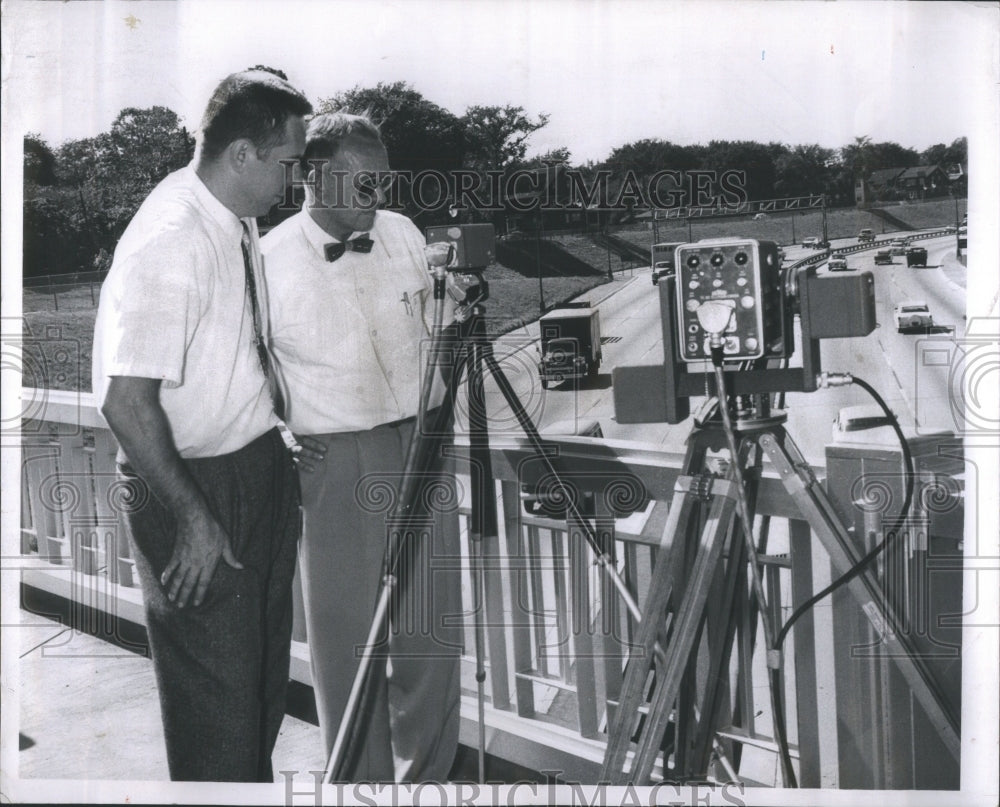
top-left (292, 434), bottom-right (327, 473)
top-left (161, 508), bottom-right (244, 609)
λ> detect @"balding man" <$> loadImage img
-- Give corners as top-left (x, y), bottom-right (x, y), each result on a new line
top-left (262, 112), bottom-right (461, 782)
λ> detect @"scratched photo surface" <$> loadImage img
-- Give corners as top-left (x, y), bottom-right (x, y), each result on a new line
top-left (2, 1), bottom-right (998, 806)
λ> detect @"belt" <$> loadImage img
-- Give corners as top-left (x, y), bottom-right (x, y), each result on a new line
top-left (377, 407), bottom-right (444, 431)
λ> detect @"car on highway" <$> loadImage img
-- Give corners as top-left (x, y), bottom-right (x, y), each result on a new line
top-left (753, 212), bottom-right (768, 220)
top-left (801, 236), bottom-right (825, 248)
top-left (889, 238), bottom-right (908, 256)
top-left (827, 253), bottom-right (850, 271)
top-left (650, 241), bottom-right (683, 285)
top-left (858, 228), bottom-right (876, 242)
top-left (873, 249), bottom-right (893, 265)
top-left (905, 246), bottom-right (928, 267)
top-left (894, 300), bottom-right (934, 332)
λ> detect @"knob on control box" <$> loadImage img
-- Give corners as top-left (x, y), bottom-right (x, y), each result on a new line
top-left (674, 238), bottom-right (792, 362)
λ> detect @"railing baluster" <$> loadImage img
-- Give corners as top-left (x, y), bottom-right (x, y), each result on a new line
top-left (527, 525), bottom-right (548, 677)
top-left (24, 434), bottom-right (65, 564)
top-left (483, 481), bottom-right (511, 710)
top-left (550, 525), bottom-right (570, 682)
top-left (568, 520), bottom-right (599, 738)
top-left (790, 518), bottom-right (821, 786)
top-left (92, 427), bottom-right (131, 586)
top-left (501, 483), bottom-right (535, 717)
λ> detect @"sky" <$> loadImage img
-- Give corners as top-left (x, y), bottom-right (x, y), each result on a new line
top-left (2, 0), bottom-right (996, 163)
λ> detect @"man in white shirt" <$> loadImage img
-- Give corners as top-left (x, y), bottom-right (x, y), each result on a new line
top-left (93, 69), bottom-right (316, 781)
top-left (262, 113), bottom-right (461, 782)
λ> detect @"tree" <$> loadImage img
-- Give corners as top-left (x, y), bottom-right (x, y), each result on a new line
top-left (521, 146), bottom-right (572, 168)
top-left (461, 104), bottom-right (550, 171)
top-left (24, 133), bottom-right (57, 186)
top-left (82, 107), bottom-right (194, 242)
top-left (922, 137), bottom-right (967, 170)
top-left (699, 140), bottom-right (785, 202)
top-left (26, 106), bottom-right (195, 277)
top-left (602, 139), bottom-right (703, 177)
top-left (317, 82), bottom-right (466, 175)
top-left (594, 139), bottom-right (704, 217)
top-left (774, 144), bottom-right (835, 199)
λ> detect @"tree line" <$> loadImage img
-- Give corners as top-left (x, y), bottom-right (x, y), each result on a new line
top-left (22, 79), bottom-right (966, 279)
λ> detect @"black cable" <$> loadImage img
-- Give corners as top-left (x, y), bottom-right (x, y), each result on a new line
top-left (710, 346), bottom-right (797, 788)
top-left (774, 374), bottom-right (915, 649)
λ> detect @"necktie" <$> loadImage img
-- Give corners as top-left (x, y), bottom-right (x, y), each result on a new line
top-left (324, 236), bottom-right (375, 262)
top-left (241, 222), bottom-right (285, 419)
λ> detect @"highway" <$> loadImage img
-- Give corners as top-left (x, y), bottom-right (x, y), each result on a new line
top-left (467, 233), bottom-right (966, 465)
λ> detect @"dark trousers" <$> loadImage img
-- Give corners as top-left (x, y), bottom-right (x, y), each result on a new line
top-left (120, 427), bottom-right (301, 782)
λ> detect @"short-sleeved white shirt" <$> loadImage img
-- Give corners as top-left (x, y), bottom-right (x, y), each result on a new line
top-left (262, 210), bottom-right (447, 435)
top-left (93, 165), bottom-right (278, 458)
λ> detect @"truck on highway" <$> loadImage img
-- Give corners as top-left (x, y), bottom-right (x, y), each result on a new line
top-left (905, 246), bottom-right (928, 267)
top-left (537, 304), bottom-right (602, 389)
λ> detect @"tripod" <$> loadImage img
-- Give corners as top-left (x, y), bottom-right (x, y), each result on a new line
top-left (323, 275), bottom-right (642, 783)
top-left (600, 404), bottom-right (961, 785)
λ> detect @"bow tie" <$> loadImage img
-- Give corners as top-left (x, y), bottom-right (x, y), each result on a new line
top-left (324, 236), bottom-right (374, 262)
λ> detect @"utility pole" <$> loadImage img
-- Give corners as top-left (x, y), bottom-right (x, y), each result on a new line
top-left (605, 226), bottom-right (613, 282)
top-left (536, 211), bottom-right (545, 314)
top-left (821, 194), bottom-right (829, 247)
top-left (953, 192), bottom-right (961, 259)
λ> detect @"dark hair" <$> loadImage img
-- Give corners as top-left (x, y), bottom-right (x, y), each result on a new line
top-left (302, 112), bottom-right (382, 168)
top-left (199, 70), bottom-right (313, 161)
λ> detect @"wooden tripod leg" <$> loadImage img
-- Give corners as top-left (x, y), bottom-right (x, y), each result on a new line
top-left (601, 476), bottom-right (739, 784)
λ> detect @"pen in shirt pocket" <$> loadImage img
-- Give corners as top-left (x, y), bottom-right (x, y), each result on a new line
top-left (400, 291), bottom-right (413, 316)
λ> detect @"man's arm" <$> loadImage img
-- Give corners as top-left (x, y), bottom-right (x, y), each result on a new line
top-left (101, 375), bottom-right (243, 608)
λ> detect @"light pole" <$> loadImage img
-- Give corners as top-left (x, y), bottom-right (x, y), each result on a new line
top-left (536, 211), bottom-right (545, 314)
top-left (952, 191), bottom-right (962, 259)
top-left (821, 194), bottom-right (829, 247)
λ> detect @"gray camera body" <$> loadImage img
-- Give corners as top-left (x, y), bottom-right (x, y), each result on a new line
top-left (425, 223), bottom-right (496, 271)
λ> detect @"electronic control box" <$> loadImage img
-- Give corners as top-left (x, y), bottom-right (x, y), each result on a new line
top-left (674, 238), bottom-right (792, 362)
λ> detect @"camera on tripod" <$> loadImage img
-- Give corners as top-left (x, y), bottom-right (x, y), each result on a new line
top-left (425, 223), bottom-right (496, 271)
top-left (425, 223), bottom-right (497, 315)
top-left (614, 237), bottom-right (877, 424)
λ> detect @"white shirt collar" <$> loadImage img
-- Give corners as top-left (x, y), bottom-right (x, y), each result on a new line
top-left (182, 163), bottom-right (251, 243)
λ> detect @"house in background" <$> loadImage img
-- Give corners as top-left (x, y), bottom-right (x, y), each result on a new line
top-left (855, 167), bottom-right (905, 206)
top-left (895, 164), bottom-right (950, 200)
top-left (855, 164), bottom-right (953, 206)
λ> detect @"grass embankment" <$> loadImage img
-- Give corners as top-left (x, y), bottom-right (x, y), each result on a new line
top-left (608, 198), bottom-right (963, 255)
